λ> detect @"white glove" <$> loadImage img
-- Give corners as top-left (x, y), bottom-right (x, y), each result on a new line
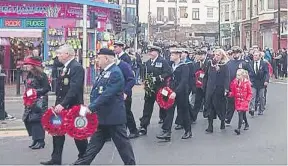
top-left (79, 105), bottom-right (90, 117)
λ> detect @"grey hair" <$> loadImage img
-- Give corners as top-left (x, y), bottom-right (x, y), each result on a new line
top-left (56, 44), bottom-right (75, 56)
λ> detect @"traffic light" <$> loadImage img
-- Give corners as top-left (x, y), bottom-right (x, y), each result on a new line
top-left (90, 12), bottom-right (98, 29)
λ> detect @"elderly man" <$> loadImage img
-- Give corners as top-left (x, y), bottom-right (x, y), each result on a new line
top-left (40, 44), bottom-right (88, 165)
top-left (72, 48), bottom-right (136, 165)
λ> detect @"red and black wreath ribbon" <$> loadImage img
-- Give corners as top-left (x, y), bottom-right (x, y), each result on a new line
top-left (156, 86), bottom-right (175, 110)
top-left (64, 105), bottom-right (99, 140)
top-left (23, 88), bottom-right (37, 107)
top-left (41, 107), bottom-right (67, 136)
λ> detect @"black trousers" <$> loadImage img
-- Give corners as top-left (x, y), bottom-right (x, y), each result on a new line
top-left (24, 121), bottom-right (45, 141)
top-left (205, 90), bottom-right (226, 121)
top-left (191, 88), bottom-right (205, 122)
top-left (159, 108), bottom-right (167, 120)
top-left (162, 93), bottom-right (191, 132)
top-left (51, 136), bottom-right (88, 163)
top-left (175, 89), bottom-right (194, 125)
top-left (237, 111), bottom-right (248, 129)
top-left (125, 96), bottom-right (138, 134)
top-left (73, 124), bottom-right (136, 165)
top-left (139, 93), bottom-right (157, 128)
top-left (225, 97), bottom-right (235, 123)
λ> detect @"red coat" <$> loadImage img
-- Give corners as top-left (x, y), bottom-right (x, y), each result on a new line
top-left (229, 79), bottom-right (253, 111)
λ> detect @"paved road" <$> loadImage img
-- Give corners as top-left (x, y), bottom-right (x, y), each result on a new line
top-left (0, 83), bottom-right (287, 165)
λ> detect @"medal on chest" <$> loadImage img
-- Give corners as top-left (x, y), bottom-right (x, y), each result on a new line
top-left (98, 86), bottom-right (103, 94)
top-left (103, 71), bottom-right (111, 78)
top-left (238, 63), bottom-right (243, 69)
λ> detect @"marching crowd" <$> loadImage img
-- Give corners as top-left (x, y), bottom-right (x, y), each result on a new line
top-left (18, 40), bottom-right (285, 165)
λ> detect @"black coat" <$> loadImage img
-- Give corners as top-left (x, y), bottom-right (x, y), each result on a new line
top-left (119, 52), bottom-right (132, 65)
top-left (23, 72), bottom-right (51, 122)
top-left (56, 59), bottom-right (84, 108)
top-left (170, 63), bottom-right (189, 94)
top-left (249, 60), bottom-right (270, 89)
top-left (145, 56), bottom-right (173, 90)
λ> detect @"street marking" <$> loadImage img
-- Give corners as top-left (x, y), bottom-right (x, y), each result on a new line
top-left (0, 130), bottom-right (28, 137)
top-left (271, 81), bottom-right (287, 85)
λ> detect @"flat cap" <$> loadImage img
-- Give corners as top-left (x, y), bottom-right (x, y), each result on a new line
top-left (98, 48), bottom-right (115, 57)
top-left (114, 41), bottom-right (125, 47)
top-left (148, 45), bottom-right (161, 53)
top-left (231, 46), bottom-right (243, 53)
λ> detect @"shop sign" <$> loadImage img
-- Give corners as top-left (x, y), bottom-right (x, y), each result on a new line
top-left (4, 19), bottom-right (21, 27)
top-left (25, 19), bottom-right (45, 28)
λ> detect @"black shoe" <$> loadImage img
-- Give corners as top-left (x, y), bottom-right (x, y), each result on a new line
top-left (258, 111), bottom-right (264, 115)
top-left (234, 129), bottom-right (240, 135)
top-left (40, 160), bottom-right (61, 165)
top-left (156, 130), bottom-right (171, 140)
top-left (181, 131), bottom-right (192, 139)
top-left (220, 120), bottom-right (225, 130)
top-left (138, 127), bottom-right (147, 136)
top-left (31, 142), bottom-right (45, 149)
top-left (29, 141), bottom-right (37, 148)
top-left (158, 119), bottom-right (164, 124)
top-left (249, 111), bottom-right (254, 116)
top-left (244, 124), bottom-right (249, 130)
top-left (174, 125), bottom-right (183, 130)
top-left (129, 132), bottom-right (139, 139)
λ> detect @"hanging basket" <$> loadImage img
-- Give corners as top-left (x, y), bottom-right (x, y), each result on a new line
top-left (23, 88), bottom-right (37, 107)
top-left (64, 105), bottom-right (99, 140)
top-left (156, 86), bottom-right (175, 110)
top-left (41, 107), bottom-right (67, 136)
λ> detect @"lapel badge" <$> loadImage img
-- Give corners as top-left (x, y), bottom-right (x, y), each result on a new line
top-left (155, 62), bottom-right (162, 68)
top-left (61, 68), bottom-right (67, 76)
top-left (63, 78), bottom-right (69, 85)
top-left (104, 71), bottom-right (111, 78)
top-left (238, 63), bottom-right (243, 69)
top-left (98, 86), bottom-right (103, 94)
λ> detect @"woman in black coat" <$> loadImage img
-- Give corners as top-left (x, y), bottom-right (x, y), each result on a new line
top-left (22, 56), bottom-right (51, 149)
top-left (203, 49), bottom-right (230, 133)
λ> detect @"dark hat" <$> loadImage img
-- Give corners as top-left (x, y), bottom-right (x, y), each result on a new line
top-left (24, 56), bottom-right (42, 67)
top-left (98, 48), bottom-right (115, 57)
top-left (231, 46), bottom-right (243, 53)
top-left (148, 45), bottom-right (161, 53)
top-left (114, 41), bottom-right (125, 47)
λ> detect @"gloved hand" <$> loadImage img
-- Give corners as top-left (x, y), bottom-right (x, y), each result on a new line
top-left (79, 105), bottom-right (91, 117)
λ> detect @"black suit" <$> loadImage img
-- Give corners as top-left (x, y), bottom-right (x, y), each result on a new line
top-left (119, 52), bottom-right (132, 65)
top-left (50, 59), bottom-right (88, 164)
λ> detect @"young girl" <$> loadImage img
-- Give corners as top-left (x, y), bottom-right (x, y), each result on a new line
top-left (229, 69), bottom-right (252, 135)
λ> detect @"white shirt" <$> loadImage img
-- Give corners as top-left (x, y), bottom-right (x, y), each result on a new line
top-left (118, 51), bottom-right (125, 58)
top-left (63, 58), bottom-right (74, 72)
top-left (104, 62), bottom-right (115, 71)
top-left (254, 60), bottom-right (260, 73)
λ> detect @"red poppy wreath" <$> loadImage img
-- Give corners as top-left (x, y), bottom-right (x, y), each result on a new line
top-left (41, 107), bottom-right (67, 136)
top-left (23, 88), bottom-right (37, 107)
top-left (64, 105), bottom-right (99, 140)
top-left (156, 87), bottom-right (175, 110)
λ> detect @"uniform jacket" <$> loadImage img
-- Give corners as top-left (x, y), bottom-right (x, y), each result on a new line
top-left (88, 64), bottom-right (126, 125)
top-left (116, 60), bottom-right (135, 97)
top-left (145, 56), bottom-right (172, 90)
top-left (248, 60), bottom-right (270, 89)
top-left (119, 52), bottom-right (132, 65)
top-left (23, 72), bottom-right (51, 122)
top-left (227, 59), bottom-right (251, 85)
top-left (229, 78), bottom-right (252, 111)
top-left (170, 62), bottom-right (189, 94)
top-left (56, 59), bottom-right (84, 108)
top-left (185, 59), bottom-right (196, 93)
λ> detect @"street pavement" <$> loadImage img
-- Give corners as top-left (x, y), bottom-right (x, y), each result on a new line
top-left (0, 82), bottom-right (287, 164)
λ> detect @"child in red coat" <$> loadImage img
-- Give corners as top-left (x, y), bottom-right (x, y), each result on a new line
top-left (229, 69), bottom-right (252, 135)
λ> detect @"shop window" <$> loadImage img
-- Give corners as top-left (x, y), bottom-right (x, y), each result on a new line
top-left (192, 8), bottom-right (200, 20)
top-left (268, 0), bottom-right (274, 9)
top-left (224, 5), bottom-right (229, 21)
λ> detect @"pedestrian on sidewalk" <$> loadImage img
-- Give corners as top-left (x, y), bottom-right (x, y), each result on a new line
top-left (229, 69), bottom-right (252, 135)
top-left (22, 56), bottom-right (51, 149)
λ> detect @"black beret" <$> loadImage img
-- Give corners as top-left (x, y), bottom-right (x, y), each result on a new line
top-left (98, 48), bottom-right (115, 57)
top-left (114, 41), bottom-right (125, 47)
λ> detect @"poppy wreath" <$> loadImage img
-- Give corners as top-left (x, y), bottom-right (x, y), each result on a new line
top-left (64, 105), bottom-right (99, 140)
top-left (195, 70), bottom-right (205, 88)
top-left (156, 86), bottom-right (175, 110)
top-left (23, 88), bottom-right (37, 107)
top-left (41, 107), bottom-right (67, 136)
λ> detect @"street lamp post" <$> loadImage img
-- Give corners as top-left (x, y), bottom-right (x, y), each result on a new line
top-left (147, 0), bottom-right (151, 44)
top-left (277, 0), bottom-right (281, 50)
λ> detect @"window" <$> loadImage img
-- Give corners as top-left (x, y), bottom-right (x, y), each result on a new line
top-left (246, 0), bottom-right (250, 18)
top-left (168, 0), bottom-right (176, 2)
top-left (168, 8), bottom-right (176, 21)
top-left (224, 5), bottom-right (229, 21)
top-left (259, 0), bottom-right (264, 11)
top-left (180, 7), bottom-right (187, 18)
top-left (207, 7), bottom-right (213, 18)
top-left (122, 0), bottom-right (136, 4)
top-left (123, 7), bottom-right (136, 22)
top-left (192, 0), bottom-right (200, 3)
top-left (157, 0), bottom-right (165, 1)
top-left (157, 7), bottom-right (164, 21)
top-left (179, 0), bottom-right (187, 2)
top-left (268, 0), bottom-right (274, 9)
top-left (192, 8), bottom-right (199, 20)
top-left (237, 0), bottom-right (242, 20)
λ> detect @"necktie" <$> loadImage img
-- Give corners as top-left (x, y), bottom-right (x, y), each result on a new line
top-left (255, 61), bottom-right (259, 73)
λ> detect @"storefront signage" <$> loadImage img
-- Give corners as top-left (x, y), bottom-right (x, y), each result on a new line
top-left (25, 19), bottom-right (45, 28)
top-left (4, 19), bottom-right (21, 27)
top-left (0, 2), bottom-right (111, 20)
